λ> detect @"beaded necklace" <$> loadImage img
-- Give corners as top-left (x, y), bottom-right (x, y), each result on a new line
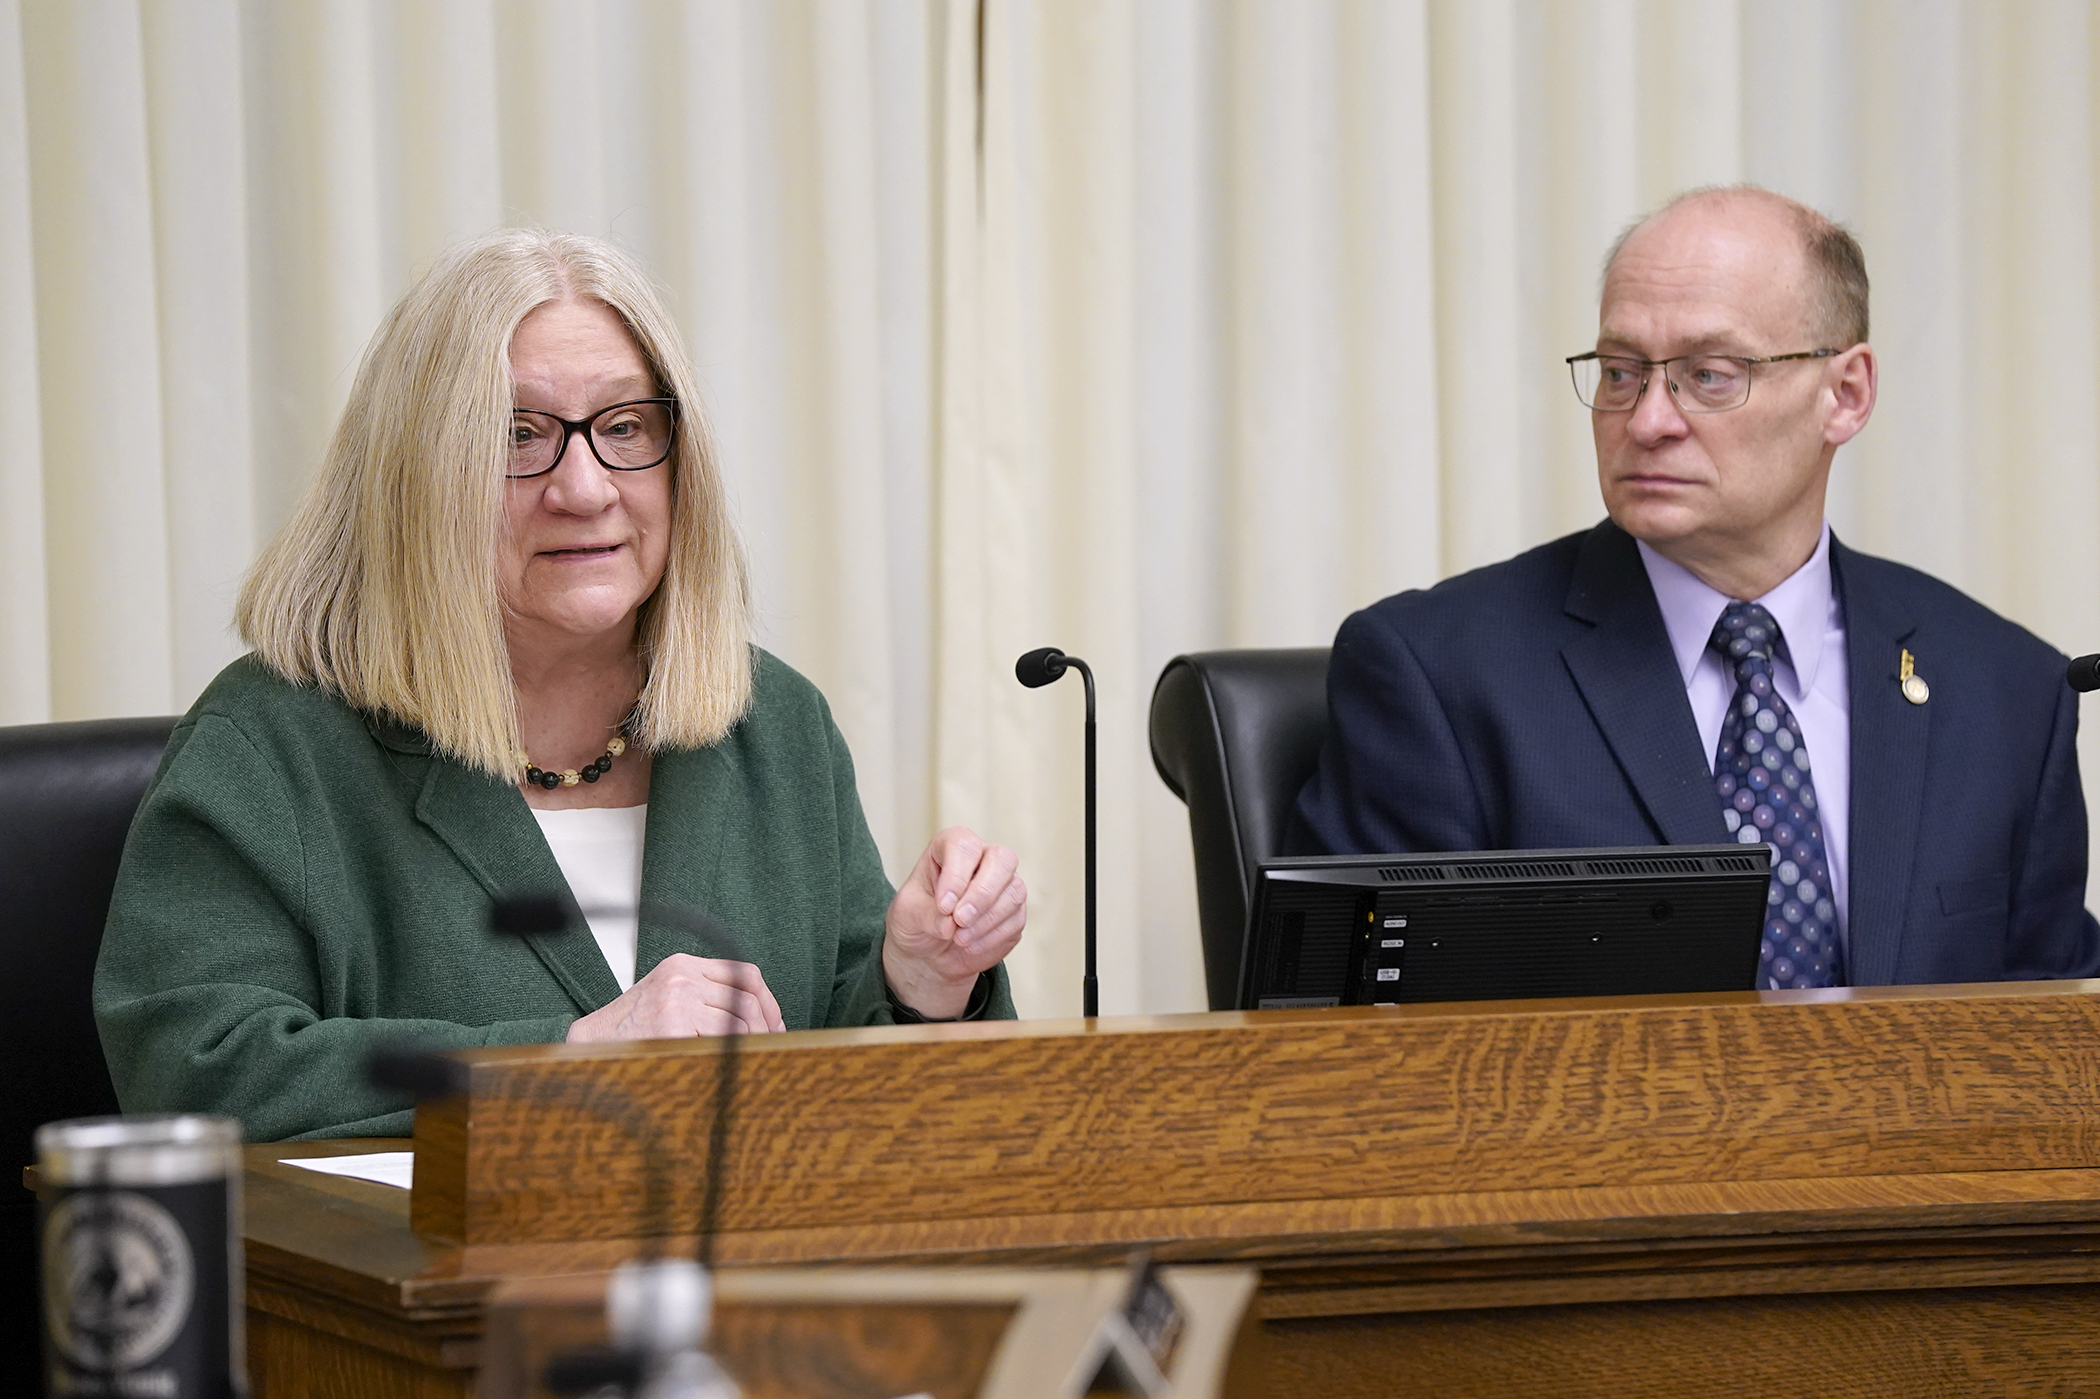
top-left (519, 716), bottom-right (635, 790)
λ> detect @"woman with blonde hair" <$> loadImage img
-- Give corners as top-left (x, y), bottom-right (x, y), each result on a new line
top-left (95, 230), bottom-right (1026, 1142)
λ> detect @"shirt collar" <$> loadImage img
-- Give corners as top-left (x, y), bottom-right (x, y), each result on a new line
top-left (1637, 523), bottom-right (1834, 691)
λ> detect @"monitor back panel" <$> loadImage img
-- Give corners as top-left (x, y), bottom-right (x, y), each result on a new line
top-left (1240, 846), bottom-right (1772, 1010)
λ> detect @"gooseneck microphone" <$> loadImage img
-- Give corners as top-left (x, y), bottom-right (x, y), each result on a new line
top-left (481, 893), bottom-right (744, 1397)
top-left (1016, 647), bottom-right (1098, 1017)
top-left (499, 894), bottom-right (747, 1276)
top-left (2069, 655), bottom-right (2100, 692)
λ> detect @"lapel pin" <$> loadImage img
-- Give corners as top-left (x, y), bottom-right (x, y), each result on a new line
top-left (1899, 648), bottom-right (1930, 705)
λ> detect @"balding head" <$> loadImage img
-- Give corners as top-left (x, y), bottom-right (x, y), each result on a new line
top-left (1605, 187), bottom-right (1869, 348)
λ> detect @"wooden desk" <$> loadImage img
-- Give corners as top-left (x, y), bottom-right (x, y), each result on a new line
top-left (240, 982), bottom-right (2100, 1395)
top-left (243, 1146), bottom-right (1258, 1396)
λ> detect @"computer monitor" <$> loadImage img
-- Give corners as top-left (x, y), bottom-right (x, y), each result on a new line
top-left (1239, 844), bottom-right (1773, 1010)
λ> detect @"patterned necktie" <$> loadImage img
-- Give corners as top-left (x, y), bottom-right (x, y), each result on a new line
top-left (1710, 601), bottom-right (1842, 989)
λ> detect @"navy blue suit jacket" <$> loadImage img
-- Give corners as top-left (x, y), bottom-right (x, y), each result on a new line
top-left (1288, 520), bottom-right (2100, 985)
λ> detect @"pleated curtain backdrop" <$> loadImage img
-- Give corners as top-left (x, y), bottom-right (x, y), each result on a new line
top-left (6, 0), bottom-right (2100, 1017)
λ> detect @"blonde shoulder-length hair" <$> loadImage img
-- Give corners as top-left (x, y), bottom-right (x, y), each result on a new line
top-left (237, 229), bottom-right (754, 776)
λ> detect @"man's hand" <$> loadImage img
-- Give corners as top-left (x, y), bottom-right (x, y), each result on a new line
top-left (883, 827), bottom-right (1026, 1018)
top-left (565, 954), bottom-right (786, 1042)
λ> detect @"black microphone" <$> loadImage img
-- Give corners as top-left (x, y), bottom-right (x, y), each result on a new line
top-left (488, 891), bottom-right (573, 936)
top-left (384, 896), bottom-right (683, 1264)
top-left (490, 894), bottom-right (745, 1275)
top-left (1016, 647), bottom-right (1098, 1017)
top-left (366, 1049), bottom-right (470, 1101)
top-left (485, 893), bottom-right (746, 1392)
top-left (2070, 655), bottom-right (2100, 692)
top-left (1015, 646), bottom-right (1068, 688)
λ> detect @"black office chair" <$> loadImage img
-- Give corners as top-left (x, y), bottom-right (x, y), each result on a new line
top-left (0, 715), bottom-right (176, 1383)
top-left (1149, 650), bottom-right (1330, 1010)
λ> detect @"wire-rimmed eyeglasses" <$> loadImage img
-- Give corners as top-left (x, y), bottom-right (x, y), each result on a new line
top-left (507, 398), bottom-right (681, 478)
top-left (1566, 350), bottom-right (1838, 414)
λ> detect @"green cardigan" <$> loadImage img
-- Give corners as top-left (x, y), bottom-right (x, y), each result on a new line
top-left (94, 651), bottom-right (1013, 1142)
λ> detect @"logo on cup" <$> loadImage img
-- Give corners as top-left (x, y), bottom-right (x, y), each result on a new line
top-left (43, 1190), bottom-right (195, 1371)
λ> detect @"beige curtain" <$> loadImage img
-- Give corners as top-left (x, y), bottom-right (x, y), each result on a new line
top-left (8, 0), bottom-right (2100, 1017)
top-left (4, 0), bottom-right (955, 901)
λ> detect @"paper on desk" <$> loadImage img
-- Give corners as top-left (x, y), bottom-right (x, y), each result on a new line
top-left (280, 1151), bottom-right (414, 1190)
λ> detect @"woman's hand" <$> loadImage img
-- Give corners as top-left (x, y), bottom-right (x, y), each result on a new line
top-left (883, 827), bottom-right (1027, 1018)
top-left (565, 954), bottom-right (786, 1042)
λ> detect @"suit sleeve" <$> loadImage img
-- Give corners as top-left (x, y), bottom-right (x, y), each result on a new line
top-left (94, 717), bottom-right (574, 1142)
top-left (2005, 680), bottom-right (2100, 979)
top-left (1286, 604), bottom-right (1493, 857)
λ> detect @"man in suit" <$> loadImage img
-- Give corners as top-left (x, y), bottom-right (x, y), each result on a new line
top-left (1290, 185), bottom-right (2100, 987)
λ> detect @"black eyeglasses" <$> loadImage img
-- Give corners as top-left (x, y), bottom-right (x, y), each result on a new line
top-left (1565, 350), bottom-right (1838, 414)
top-left (507, 398), bottom-right (681, 478)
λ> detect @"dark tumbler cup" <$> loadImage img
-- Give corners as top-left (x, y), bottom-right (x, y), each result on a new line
top-left (36, 1115), bottom-right (247, 1399)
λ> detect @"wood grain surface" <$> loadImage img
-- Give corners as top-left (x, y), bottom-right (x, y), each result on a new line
top-left (1262, 1285), bottom-right (2100, 1397)
top-left (470, 1266), bottom-right (1257, 1399)
top-left (248, 1308), bottom-right (468, 1399)
top-left (243, 1152), bottom-right (1266, 1399)
top-left (409, 983), bottom-right (2100, 1246)
top-left (246, 1143), bottom-right (2100, 1319)
top-left (478, 1274), bottom-right (1014, 1399)
top-left (715, 1302), bottom-right (1013, 1399)
top-left (241, 978), bottom-right (2100, 1398)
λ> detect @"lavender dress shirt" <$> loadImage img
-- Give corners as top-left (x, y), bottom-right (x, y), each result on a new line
top-left (1637, 524), bottom-right (1851, 944)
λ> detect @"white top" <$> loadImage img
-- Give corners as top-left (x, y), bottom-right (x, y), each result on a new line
top-left (529, 803), bottom-right (648, 991)
top-left (1637, 525), bottom-right (1852, 942)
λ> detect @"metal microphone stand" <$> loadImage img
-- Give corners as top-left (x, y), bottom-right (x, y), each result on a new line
top-left (1015, 647), bottom-right (1098, 1016)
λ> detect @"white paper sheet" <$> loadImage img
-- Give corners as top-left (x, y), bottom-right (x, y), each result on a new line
top-left (279, 1151), bottom-right (414, 1190)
